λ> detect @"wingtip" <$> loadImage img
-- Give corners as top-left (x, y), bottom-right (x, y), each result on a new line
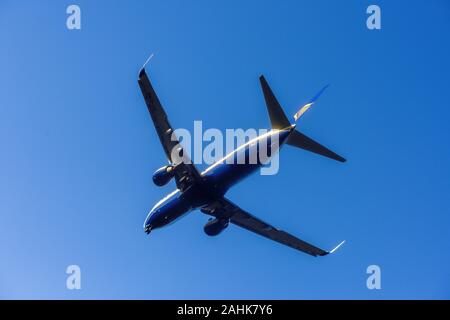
top-left (138, 68), bottom-right (147, 79)
top-left (309, 83), bottom-right (331, 104)
top-left (139, 53), bottom-right (154, 78)
top-left (259, 74), bottom-right (266, 82)
top-left (329, 240), bottom-right (346, 254)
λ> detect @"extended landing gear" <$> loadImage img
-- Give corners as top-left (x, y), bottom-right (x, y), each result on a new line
top-left (144, 225), bottom-right (152, 234)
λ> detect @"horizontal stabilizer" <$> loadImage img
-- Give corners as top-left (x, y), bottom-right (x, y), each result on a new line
top-left (287, 130), bottom-right (346, 162)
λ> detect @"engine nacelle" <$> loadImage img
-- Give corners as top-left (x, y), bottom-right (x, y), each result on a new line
top-left (203, 218), bottom-right (229, 236)
top-left (152, 165), bottom-right (174, 186)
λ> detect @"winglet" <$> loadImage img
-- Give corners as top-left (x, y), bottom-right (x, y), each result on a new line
top-left (310, 83), bottom-right (330, 104)
top-left (293, 84), bottom-right (330, 122)
top-left (329, 240), bottom-right (346, 254)
top-left (139, 53), bottom-right (154, 78)
top-left (318, 240), bottom-right (345, 256)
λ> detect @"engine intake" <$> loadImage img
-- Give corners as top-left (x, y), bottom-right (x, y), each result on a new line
top-left (152, 165), bottom-right (174, 186)
top-left (204, 218), bottom-right (229, 236)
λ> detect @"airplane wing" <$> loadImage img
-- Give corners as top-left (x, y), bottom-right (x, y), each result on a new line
top-left (201, 197), bottom-right (344, 257)
top-left (138, 68), bottom-right (201, 191)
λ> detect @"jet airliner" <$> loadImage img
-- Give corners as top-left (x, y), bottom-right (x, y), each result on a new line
top-left (138, 64), bottom-right (346, 256)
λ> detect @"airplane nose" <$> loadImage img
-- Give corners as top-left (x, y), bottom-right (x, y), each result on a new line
top-left (143, 209), bottom-right (156, 234)
top-left (143, 215), bottom-right (153, 234)
top-left (144, 224), bottom-right (152, 234)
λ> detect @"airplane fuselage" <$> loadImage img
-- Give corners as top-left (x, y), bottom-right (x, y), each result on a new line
top-left (143, 126), bottom-right (294, 233)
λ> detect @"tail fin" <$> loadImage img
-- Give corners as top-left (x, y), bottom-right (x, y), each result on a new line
top-left (293, 84), bottom-right (330, 121)
top-left (287, 130), bottom-right (346, 162)
top-left (259, 75), bottom-right (291, 130)
top-left (259, 75), bottom-right (346, 163)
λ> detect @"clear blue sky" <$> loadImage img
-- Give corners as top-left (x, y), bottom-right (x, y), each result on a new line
top-left (1, 0), bottom-right (449, 299)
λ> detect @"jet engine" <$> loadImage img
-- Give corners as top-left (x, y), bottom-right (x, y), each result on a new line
top-left (152, 165), bottom-right (174, 186)
top-left (203, 218), bottom-right (230, 236)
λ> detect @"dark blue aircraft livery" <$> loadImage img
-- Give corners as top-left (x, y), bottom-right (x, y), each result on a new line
top-left (138, 66), bottom-right (346, 256)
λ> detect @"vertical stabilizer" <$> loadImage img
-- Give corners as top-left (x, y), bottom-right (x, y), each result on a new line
top-left (259, 76), bottom-right (291, 130)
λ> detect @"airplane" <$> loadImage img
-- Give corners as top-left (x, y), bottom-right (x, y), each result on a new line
top-left (138, 63), bottom-right (346, 257)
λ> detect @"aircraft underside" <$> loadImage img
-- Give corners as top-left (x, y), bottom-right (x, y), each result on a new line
top-left (138, 65), bottom-right (346, 256)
